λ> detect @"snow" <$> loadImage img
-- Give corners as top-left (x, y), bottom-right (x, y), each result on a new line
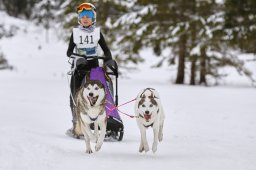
top-left (113, 5), bottom-right (155, 26)
top-left (1, 14), bottom-right (256, 170)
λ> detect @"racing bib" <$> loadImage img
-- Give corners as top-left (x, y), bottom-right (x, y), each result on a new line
top-left (73, 27), bottom-right (100, 56)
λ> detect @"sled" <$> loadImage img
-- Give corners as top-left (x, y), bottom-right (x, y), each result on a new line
top-left (69, 53), bottom-right (124, 141)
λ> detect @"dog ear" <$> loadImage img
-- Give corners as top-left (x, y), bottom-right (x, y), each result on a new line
top-left (85, 72), bottom-right (90, 82)
top-left (140, 94), bottom-right (146, 98)
top-left (150, 89), bottom-right (159, 99)
top-left (138, 97), bottom-right (145, 108)
top-left (149, 93), bottom-right (154, 99)
top-left (150, 98), bottom-right (158, 106)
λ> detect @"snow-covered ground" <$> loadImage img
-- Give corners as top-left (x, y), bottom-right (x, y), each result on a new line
top-left (1, 13), bottom-right (256, 170)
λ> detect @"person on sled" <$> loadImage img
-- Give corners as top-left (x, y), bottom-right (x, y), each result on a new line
top-left (66, 2), bottom-right (114, 137)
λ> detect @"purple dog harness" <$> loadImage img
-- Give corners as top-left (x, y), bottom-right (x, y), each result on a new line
top-left (90, 67), bottom-right (121, 120)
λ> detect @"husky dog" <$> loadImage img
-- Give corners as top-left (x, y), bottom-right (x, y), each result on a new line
top-left (75, 79), bottom-right (107, 154)
top-left (135, 88), bottom-right (165, 153)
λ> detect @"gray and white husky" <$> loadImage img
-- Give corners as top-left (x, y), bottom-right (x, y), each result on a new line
top-left (75, 79), bottom-right (107, 154)
top-left (135, 88), bottom-right (165, 153)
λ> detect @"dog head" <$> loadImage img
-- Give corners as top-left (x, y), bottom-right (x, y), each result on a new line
top-left (137, 88), bottom-right (159, 122)
top-left (82, 80), bottom-right (106, 106)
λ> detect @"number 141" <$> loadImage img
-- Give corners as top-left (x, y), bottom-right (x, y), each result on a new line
top-left (79, 35), bottom-right (93, 44)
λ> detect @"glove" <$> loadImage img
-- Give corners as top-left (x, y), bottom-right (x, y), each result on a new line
top-left (75, 57), bottom-right (88, 68)
top-left (104, 59), bottom-right (118, 76)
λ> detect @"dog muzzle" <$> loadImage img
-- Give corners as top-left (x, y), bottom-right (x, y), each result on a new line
top-left (87, 95), bottom-right (98, 106)
top-left (143, 114), bottom-right (152, 122)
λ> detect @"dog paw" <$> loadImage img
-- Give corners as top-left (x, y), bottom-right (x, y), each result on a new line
top-left (95, 143), bottom-right (102, 152)
top-left (139, 143), bottom-right (149, 153)
top-left (152, 144), bottom-right (158, 153)
top-left (139, 145), bottom-right (144, 153)
top-left (144, 145), bottom-right (149, 152)
top-left (85, 149), bottom-right (93, 154)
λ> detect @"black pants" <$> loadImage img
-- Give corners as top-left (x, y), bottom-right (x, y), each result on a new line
top-left (70, 59), bottom-right (99, 126)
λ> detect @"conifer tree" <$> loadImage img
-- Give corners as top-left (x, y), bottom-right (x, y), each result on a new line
top-left (224, 0), bottom-right (256, 53)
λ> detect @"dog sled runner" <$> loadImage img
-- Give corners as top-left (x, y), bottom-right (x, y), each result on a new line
top-left (67, 53), bottom-right (124, 141)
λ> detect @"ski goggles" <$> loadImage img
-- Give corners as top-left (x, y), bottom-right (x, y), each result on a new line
top-left (79, 10), bottom-right (94, 19)
top-left (77, 3), bottom-right (96, 13)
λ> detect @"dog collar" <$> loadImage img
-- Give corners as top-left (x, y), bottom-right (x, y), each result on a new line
top-left (143, 122), bottom-right (154, 128)
top-left (88, 107), bottom-right (104, 122)
top-left (88, 115), bottom-right (99, 122)
top-left (139, 114), bottom-right (144, 118)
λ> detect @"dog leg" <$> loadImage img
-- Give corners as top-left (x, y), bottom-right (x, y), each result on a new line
top-left (95, 119), bottom-right (107, 152)
top-left (152, 125), bottom-right (159, 153)
top-left (139, 135), bottom-right (145, 152)
top-left (81, 122), bottom-right (93, 154)
top-left (83, 123), bottom-right (97, 143)
top-left (73, 110), bottom-right (82, 138)
top-left (73, 120), bottom-right (83, 138)
top-left (139, 127), bottom-right (149, 153)
top-left (84, 133), bottom-right (93, 154)
top-left (158, 121), bottom-right (164, 142)
top-left (158, 108), bottom-right (165, 142)
top-left (94, 121), bottom-right (99, 143)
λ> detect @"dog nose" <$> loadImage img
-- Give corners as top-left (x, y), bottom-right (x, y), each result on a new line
top-left (145, 111), bottom-right (150, 114)
top-left (89, 93), bottom-right (94, 97)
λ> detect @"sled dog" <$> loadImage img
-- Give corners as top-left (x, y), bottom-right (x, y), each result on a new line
top-left (135, 88), bottom-right (165, 153)
top-left (75, 79), bottom-right (107, 154)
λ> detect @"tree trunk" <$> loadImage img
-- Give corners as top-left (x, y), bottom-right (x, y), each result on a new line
top-left (190, 55), bottom-right (197, 85)
top-left (175, 34), bottom-right (187, 84)
top-left (189, 0), bottom-right (197, 85)
top-left (199, 46), bottom-right (207, 86)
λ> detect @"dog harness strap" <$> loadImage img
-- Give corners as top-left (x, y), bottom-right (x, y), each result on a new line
top-left (88, 107), bottom-right (104, 122)
top-left (88, 115), bottom-right (99, 122)
top-left (143, 122), bottom-right (154, 128)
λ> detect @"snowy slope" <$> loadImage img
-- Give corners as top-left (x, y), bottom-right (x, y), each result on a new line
top-left (1, 13), bottom-right (256, 170)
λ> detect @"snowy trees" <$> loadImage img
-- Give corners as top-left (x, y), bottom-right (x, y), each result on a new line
top-left (107, 0), bottom-right (256, 85)
top-left (26, 0), bottom-right (256, 85)
top-left (0, 15), bottom-right (17, 70)
top-left (1, 0), bottom-right (39, 19)
top-left (224, 0), bottom-right (256, 53)
top-left (0, 0), bottom-right (255, 85)
top-left (0, 52), bottom-right (11, 70)
top-left (111, 0), bottom-right (221, 85)
top-left (32, 0), bottom-right (57, 42)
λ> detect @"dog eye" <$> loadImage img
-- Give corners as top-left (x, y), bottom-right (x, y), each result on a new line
top-left (95, 87), bottom-right (99, 90)
top-left (149, 104), bottom-right (153, 107)
top-left (142, 104), bottom-right (146, 107)
top-left (87, 87), bottom-right (90, 90)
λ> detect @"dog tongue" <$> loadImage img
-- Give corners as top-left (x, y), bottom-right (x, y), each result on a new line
top-left (144, 114), bottom-right (151, 121)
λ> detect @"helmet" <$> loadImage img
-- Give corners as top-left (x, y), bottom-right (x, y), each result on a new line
top-left (77, 2), bottom-right (97, 24)
top-left (77, 2), bottom-right (96, 13)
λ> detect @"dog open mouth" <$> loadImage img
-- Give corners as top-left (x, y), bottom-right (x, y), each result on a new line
top-left (144, 114), bottom-right (152, 122)
top-left (87, 96), bottom-right (99, 106)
